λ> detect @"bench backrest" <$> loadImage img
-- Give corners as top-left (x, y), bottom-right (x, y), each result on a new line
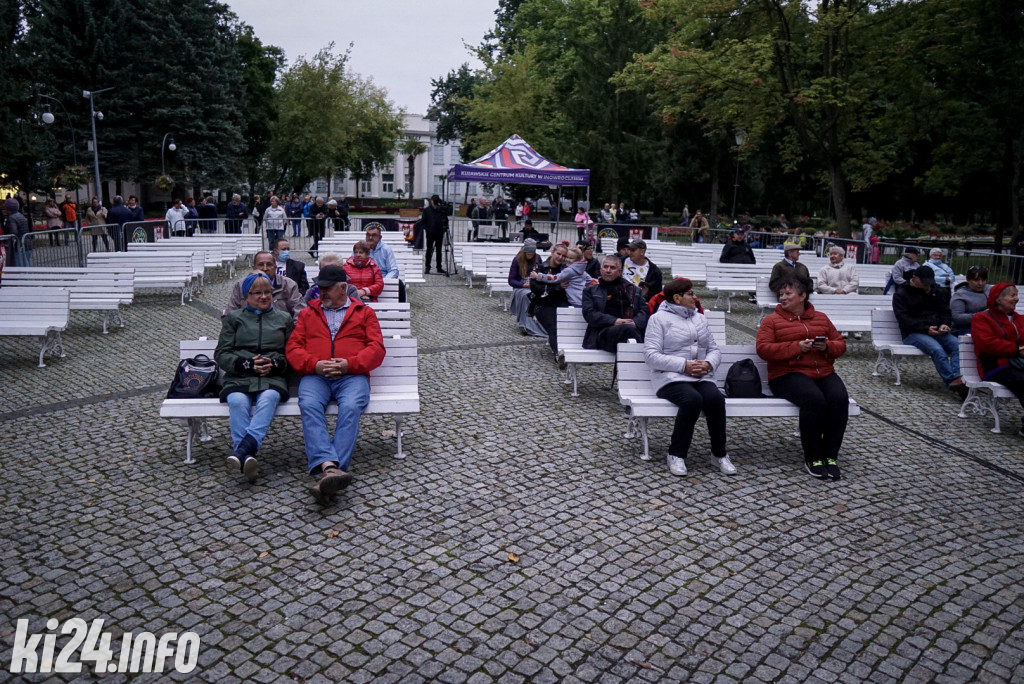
top-left (617, 342), bottom-right (772, 397)
top-left (0, 287), bottom-right (70, 326)
top-left (959, 335), bottom-right (982, 383)
top-left (89, 251), bottom-right (198, 279)
top-left (179, 336), bottom-right (417, 394)
top-left (871, 307), bottom-right (904, 345)
top-left (129, 242), bottom-right (225, 269)
top-left (0, 269), bottom-right (135, 304)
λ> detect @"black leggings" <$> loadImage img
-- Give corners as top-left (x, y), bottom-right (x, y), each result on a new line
top-left (990, 366), bottom-right (1024, 412)
top-left (534, 304), bottom-right (562, 353)
top-left (656, 381), bottom-right (726, 459)
top-left (425, 233), bottom-right (443, 272)
top-left (768, 372), bottom-right (849, 463)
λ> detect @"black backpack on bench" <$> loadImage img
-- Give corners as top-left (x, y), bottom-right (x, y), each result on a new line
top-left (724, 358), bottom-right (764, 398)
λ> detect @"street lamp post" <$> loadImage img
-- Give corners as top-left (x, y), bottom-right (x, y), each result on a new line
top-left (38, 94), bottom-right (81, 212)
top-left (161, 133), bottom-right (176, 211)
top-left (83, 87), bottom-right (114, 204)
top-left (730, 129), bottom-right (747, 222)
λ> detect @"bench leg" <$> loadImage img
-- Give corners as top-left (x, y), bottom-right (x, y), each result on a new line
top-left (958, 388), bottom-right (1001, 433)
top-left (502, 294), bottom-right (508, 312)
top-left (873, 350), bottom-right (902, 385)
top-left (567, 363), bottom-right (579, 397)
top-left (636, 417), bottom-right (650, 461)
top-left (102, 312), bottom-right (110, 335)
top-left (184, 418), bottom-right (199, 464)
top-left (625, 416), bottom-right (638, 439)
top-left (394, 416), bottom-right (407, 459)
top-left (713, 291), bottom-right (724, 310)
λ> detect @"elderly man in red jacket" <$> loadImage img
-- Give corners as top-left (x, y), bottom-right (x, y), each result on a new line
top-left (286, 265), bottom-right (386, 504)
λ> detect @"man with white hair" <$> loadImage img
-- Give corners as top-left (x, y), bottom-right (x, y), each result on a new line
top-left (817, 245), bottom-right (861, 338)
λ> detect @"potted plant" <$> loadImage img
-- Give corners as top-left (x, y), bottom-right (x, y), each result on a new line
top-left (155, 174), bottom-right (175, 192)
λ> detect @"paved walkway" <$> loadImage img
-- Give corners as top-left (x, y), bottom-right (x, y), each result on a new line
top-left (2, 266), bottom-right (1024, 683)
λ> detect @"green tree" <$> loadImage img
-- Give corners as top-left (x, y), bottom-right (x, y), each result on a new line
top-left (345, 76), bottom-right (405, 199)
top-left (426, 63), bottom-right (483, 152)
top-left (235, 24), bottom-right (285, 193)
top-left (400, 138), bottom-right (428, 200)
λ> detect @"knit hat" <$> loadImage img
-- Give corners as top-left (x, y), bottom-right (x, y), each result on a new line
top-left (523, 238), bottom-right (537, 254)
top-left (987, 282), bottom-right (1015, 310)
top-left (241, 272), bottom-right (271, 297)
top-left (3, 198), bottom-right (19, 211)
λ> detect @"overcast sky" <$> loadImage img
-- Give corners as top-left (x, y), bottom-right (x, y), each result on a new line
top-left (226, 0), bottom-right (498, 115)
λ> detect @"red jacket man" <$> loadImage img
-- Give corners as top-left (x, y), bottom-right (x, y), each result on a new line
top-left (286, 265), bottom-right (386, 504)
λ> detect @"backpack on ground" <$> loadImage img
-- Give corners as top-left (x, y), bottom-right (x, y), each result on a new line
top-left (724, 358), bottom-right (764, 398)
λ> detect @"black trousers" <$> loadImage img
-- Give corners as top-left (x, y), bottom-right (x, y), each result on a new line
top-left (424, 232), bottom-right (444, 272)
top-left (534, 304), bottom-right (561, 353)
top-left (990, 366), bottom-right (1024, 412)
top-left (656, 381), bottom-right (727, 459)
top-left (592, 324), bottom-right (642, 353)
top-left (768, 372), bottom-right (849, 463)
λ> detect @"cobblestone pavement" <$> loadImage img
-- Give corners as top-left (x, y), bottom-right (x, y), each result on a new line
top-left (2, 260), bottom-right (1024, 683)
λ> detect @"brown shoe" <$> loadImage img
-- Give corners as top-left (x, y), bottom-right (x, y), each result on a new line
top-left (311, 466), bottom-right (352, 504)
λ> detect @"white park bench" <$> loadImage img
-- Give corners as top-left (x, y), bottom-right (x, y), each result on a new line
top-left (705, 263), bottom-right (774, 312)
top-left (616, 341), bottom-right (861, 460)
top-left (1, 267), bottom-right (134, 334)
top-left (128, 241), bottom-right (227, 286)
top-left (484, 253), bottom-right (550, 310)
top-left (957, 335), bottom-right (1018, 433)
top-left (465, 244), bottom-right (524, 288)
top-left (0, 287), bottom-right (70, 367)
top-left (87, 252), bottom-right (195, 304)
top-left (871, 308), bottom-right (925, 385)
top-left (557, 307), bottom-right (726, 397)
top-left (754, 277), bottom-right (892, 332)
top-left (159, 336), bottom-right (420, 464)
top-left (153, 236), bottom-right (248, 276)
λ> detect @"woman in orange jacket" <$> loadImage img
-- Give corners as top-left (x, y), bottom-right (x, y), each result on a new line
top-left (756, 274), bottom-right (849, 480)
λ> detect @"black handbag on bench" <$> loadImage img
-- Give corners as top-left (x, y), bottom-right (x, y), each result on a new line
top-left (166, 354), bottom-right (222, 398)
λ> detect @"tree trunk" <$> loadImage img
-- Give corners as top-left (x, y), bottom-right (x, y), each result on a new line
top-left (830, 163), bottom-right (853, 239)
top-left (407, 155), bottom-right (416, 200)
top-left (709, 146), bottom-right (721, 221)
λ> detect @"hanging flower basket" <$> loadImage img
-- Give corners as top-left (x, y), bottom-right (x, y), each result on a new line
top-left (56, 164), bottom-right (90, 188)
top-left (155, 174), bottom-right (175, 192)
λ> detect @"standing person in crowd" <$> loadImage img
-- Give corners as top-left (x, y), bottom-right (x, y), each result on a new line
top-left (886, 245), bottom-right (919, 292)
top-left (226, 251), bottom-right (306, 321)
top-left (337, 194), bottom-right (350, 230)
top-left (971, 283), bottom-right (1024, 435)
top-left (214, 271), bottom-right (293, 484)
top-left (326, 199), bottom-right (344, 233)
top-left (689, 210), bottom-right (709, 243)
top-left (342, 240), bottom-right (384, 302)
top-left (468, 198), bottom-right (481, 242)
top-left (197, 196), bottom-right (218, 233)
top-left (421, 194), bottom-right (448, 275)
top-left (4, 197), bottom-right (30, 266)
top-left (574, 206), bottom-right (590, 242)
top-left (508, 238), bottom-right (546, 337)
top-left (514, 201), bottom-right (524, 228)
top-left (861, 217), bottom-right (875, 263)
top-left (262, 196), bottom-right (286, 248)
top-left (769, 244), bottom-right (810, 294)
top-left (950, 266), bottom-right (990, 336)
top-left (681, 204), bottom-right (690, 226)
top-left (522, 199), bottom-right (531, 224)
top-left (756, 275), bottom-right (849, 480)
top-left (285, 265), bottom-right (386, 504)
top-left (225, 194), bottom-right (247, 234)
top-left (492, 196), bottom-right (509, 239)
top-left (60, 193), bottom-right (78, 245)
top-left (893, 267), bottom-right (968, 398)
top-left (616, 203), bottom-right (628, 224)
top-left (582, 255), bottom-right (648, 353)
top-left (477, 198), bottom-right (492, 239)
top-left (531, 243), bottom-right (570, 356)
top-left (599, 203), bottom-right (614, 224)
top-left (548, 201), bottom-right (559, 232)
top-left (272, 238), bottom-right (309, 295)
top-left (164, 198), bottom-right (187, 237)
top-left (579, 240), bottom-right (601, 278)
top-left (85, 196), bottom-right (109, 251)
top-left (817, 245), bottom-right (861, 338)
top-left (645, 277), bottom-right (735, 477)
top-left (308, 197), bottom-right (328, 256)
top-left (106, 196), bottom-right (132, 251)
top-left (302, 194), bottom-right (313, 221)
top-left (622, 239), bottom-right (663, 299)
top-left (286, 193), bottom-right (303, 237)
top-left (44, 198), bottom-right (63, 246)
top-left (183, 197), bottom-right (199, 236)
top-left (924, 248), bottom-right (955, 294)
top-left (629, 207), bottom-right (639, 223)
top-left (250, 193), bottom-right (262, 231)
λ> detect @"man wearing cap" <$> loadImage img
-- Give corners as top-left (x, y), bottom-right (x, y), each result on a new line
top-left (623, 239), bottom-right (663, 299)
top-left (286, 264), bottom-right (386, 504)
top-left (226, 251), bottom-right (306, 321)
top-left (893, 267), bottom-right (968, 398)
top-left (769, 245), bottom-right (810, 294)
top-left (421, 194), bottom-right (448, 275)
top-left (887, 246), bottom-right (919, 292)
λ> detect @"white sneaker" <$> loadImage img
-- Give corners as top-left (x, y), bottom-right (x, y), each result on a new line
top-left (710, 453), bottom-right (737, 475)
top-left (667, 454), bottom-right (688, 476)
top-left (841, 331), bottom-right (849, 339)
top-left (853, 332), bottom-right (863, 340)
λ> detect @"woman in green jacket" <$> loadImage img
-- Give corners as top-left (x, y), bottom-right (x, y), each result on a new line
top-left (215, 272), bottom-right (294, 482)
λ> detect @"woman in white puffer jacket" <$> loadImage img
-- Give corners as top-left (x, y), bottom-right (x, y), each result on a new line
top-left (644, 278), bottom-right (736, 478)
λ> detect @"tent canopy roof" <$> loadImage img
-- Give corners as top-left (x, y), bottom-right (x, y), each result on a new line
top-left (447, 134), bottom-right (590, 186)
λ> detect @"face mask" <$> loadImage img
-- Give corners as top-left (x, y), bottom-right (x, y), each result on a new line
top-left (352, 258), bottom-right (368, 268)
top-left (277, 250), bottom-right (290, 261)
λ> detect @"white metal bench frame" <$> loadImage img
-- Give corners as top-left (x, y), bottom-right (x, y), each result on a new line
top-left (957, 335), bottom-right (1018, 433)
top-left (0, 287), bottom-right (70, 367)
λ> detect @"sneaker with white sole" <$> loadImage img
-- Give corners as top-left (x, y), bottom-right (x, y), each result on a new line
top-left (710, 453), bottom-right (737, 475)
top-left (667, 454), bottom-right (688, 476)
top-left (853, 332), bottom-right (862, 340)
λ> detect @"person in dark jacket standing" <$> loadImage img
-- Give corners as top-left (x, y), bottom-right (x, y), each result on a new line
top-left (892, 267), bottom-right (967, 397)
top-left (337, 195), bottom-right (350, 230)
top-left (421, 195), bottom-right (448, 275)
top-left (582, 255), bottom-right (648, 352)
top-left (126, 196), bottom-right (145, 223)
top-left (214, 272), bottom-right (294, 483)
top-left (197, 196), bottom-right (218, 233)
top-left (106, 195), bottom-right (132, 251)
top-left (4, 197), bottom-right (30, 266)
top-left (225, 194), bottom-right (247, 234)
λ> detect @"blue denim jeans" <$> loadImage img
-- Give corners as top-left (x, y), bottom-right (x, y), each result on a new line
top-left (226, 390), bottom-right (281, 450)
top-left (298, 373), bottom-right (370, 473)
top-left (903, 332), bottom-right (961, 384)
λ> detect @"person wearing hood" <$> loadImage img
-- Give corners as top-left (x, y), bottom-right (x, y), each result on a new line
top-left (756, 274), bottom-right (849, 480)
top-left (950, 265), bottom-right (990, 335)
top-left (644, 278), bottom-right (736, 478)
top-left (970, 283), bottom-right (1024, 435)
top-left (214, 271), bottom-right (294, 483)
top-left (892, 266), bottom-right (967, 398)
top-left (341, 240), bottom-right (383, 302)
